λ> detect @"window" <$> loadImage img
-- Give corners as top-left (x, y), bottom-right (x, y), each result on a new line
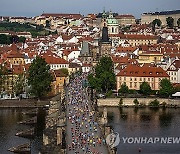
top-left (148, 78), bottom-right (150, 81)
top-left (130, 78), bottom-right (132, 81)
top-left (152, 78), bottom-right (154, 81)
top-left (140, 78), bottom-right (142, 81)
top-left (130, 82), bottom-right (132, 88)
top-left (124, 77), bottom-right (126, 81)
top-left (144, 78), bottom-right (146, 81)
top-left (134, 78), bottom-right (137, 81)
top-left (134, 82), bottom-right (137, 88)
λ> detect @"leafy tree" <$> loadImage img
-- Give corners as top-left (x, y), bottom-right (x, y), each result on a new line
top-left (133, 98), bottom-right (139, 106)
top-left (159, 78), bottom-right (174, 97)
top-left (166, 17), bottom-right (174, 28)
top-left (14, 74), bottom-right (25, 96)
top-left (28, 57), bottom-right (53, 99)
top-left (177, 18), bottom-right (180, 28)
top-left (118, 97), bottom-right (123, 107)
top-left (118, 83), bottom-right (129, 94)
top-left (0, 65), bottom-right (7, 92)
top-left (152, 19), bottom-right (162, 27)
top-left (59, 68), bottom-right (69, 76)
top-left (149, 99), bottom-right (160, 107)
top-left (139, 82), bottom-right (152, 95)
top-left (19, 36), bottom-right (26, 43)
top-left (88, 56), bottom-right (116, 93)
top-left (45, 20), bottom-right (50, 28)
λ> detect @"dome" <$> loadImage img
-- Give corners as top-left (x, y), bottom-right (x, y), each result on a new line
top-left (106, 12), bottom-right (118, 25)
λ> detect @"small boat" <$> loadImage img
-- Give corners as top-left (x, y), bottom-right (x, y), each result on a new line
top-left (23, 108), bottom-right (38, 115)
top-left (16, 128), bottom-right (35, 139)
top-left (8, 143), bottom-right (31, 154)
top-left (18, 117), bottom-right (37, 125)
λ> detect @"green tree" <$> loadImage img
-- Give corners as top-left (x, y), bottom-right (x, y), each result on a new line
top-left (152, 19), bottom-right (162, 27)
top-left (118, 83), bottom-right (129, 94)
top-left (59, 68), bottom-right (69, 76)
top-left (166, 17), bottom-right (174, 28)
top-left (28, 57), bottom-right (53, 99)
top-left (118, 97), bottom-right (123, 107)
top-left (149, 99), bottom-right (160, 107)
top-left (88, 56), bottom-right (116, 93)
top-left (19, 36), bottom-right (26, 43)
top-left (45, 20), bottom-right (50, 28)
top-left (0, 65), bottom-right (7, 92)
top-left (159, 78), bottom-right (174, 97)
top-left (177, 18), bottom-right (180, 28)
top-left (14, 74), bottom-right (25, 96)
top-left (133, 98), bottom-right (139, 106)
top-left (139, 82), bottom-right (152, 95)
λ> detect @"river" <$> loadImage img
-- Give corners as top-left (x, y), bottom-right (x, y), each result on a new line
top-left (99, 107), bottom-right (180, 154)
top-left (0, 108), bottom-right (46, 154)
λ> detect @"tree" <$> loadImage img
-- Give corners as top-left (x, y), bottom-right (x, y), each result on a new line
top-left (159, 78), bottom-right (174, 97)
top-left (28, 57), bottom-right (53, 99)
top-left (166, 17), bottom-right (174, 28)
top-left (0, 65), bottom-right (7, 92)
top-left (118, 83), bottom-right (129, 94)
top-left (139, 82), bottom-right (152, 95)
top-left (118, 97), bottom-right (123, 107)
top-left (14, 74), bottom-right (25, 97)
top-left (133, 98), bottom-right (139, 106)
top-left (88, 56), bottom-right (116, 93)
top-left (149, 99), bottom-right (160, 107)
top-left (177, 18), bottom-right (180, 28)
top-left (152, 19), bottom-right (162, 27)
top-left (59, 68), bottom-right (69, 76)
top-left (45, 20), bottom-right (50, 28)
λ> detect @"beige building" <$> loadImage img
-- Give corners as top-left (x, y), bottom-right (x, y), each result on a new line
top-left (116, 64), bottom-right (169, 91)
top-left (109, 34), bottom-right (158, 47)
top-left (141, 10), bottom-right (180, 26)
top-left (138, 51), bottom-right (163, 64)
top-left (115, 15), bottom-right (136, 26)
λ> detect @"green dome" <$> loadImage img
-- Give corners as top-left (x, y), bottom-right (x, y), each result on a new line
top-left (106, 12), bottom-right (118, 25)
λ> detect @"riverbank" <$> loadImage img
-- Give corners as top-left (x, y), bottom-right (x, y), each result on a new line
top-left (98, 98), bottom-right (180, 107)
top-left (0, 99), bottom-right (49, 108)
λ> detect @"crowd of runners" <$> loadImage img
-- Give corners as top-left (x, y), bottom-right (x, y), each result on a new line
top-left (66, 73), bottom-right (108, 154)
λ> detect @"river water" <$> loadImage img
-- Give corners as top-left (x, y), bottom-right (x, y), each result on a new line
top-left (0, 108), bottom-right (46, 154)
top-left (99, 107), bottom-right (180, 154)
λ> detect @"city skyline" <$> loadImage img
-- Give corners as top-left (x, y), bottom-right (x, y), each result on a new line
top-left (0, 0), bottom-right (179, 18)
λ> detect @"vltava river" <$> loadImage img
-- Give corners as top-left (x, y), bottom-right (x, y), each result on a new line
top-left (99, 107), bottom-right (180, 154)
top-left (0, 108), bottom-right (45, 154)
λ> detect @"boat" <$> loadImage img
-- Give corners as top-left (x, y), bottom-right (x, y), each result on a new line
top-left (8, 143), bottom-right (31, 154)
top-left (15, 128), bottom-right (35, 139)
top-left (18, 116), bottom-right (37, 125)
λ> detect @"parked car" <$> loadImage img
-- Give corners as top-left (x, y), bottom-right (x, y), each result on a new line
top-left (96, 93), bottom-right (106, 99)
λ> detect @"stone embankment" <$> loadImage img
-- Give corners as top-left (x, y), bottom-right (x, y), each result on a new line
top-left (98, 98), bottom-right (180, 107)
top-left (42, 93), bottom-right (66, 154)
top-left (0, 99), bottom-right (49, 108)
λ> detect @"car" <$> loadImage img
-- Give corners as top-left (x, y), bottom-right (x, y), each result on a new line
top-left (96, 93), bottom-right (106, 99)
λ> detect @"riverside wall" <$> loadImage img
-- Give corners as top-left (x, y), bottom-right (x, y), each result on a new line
top-left (98, 98), bottom-right (180, 107)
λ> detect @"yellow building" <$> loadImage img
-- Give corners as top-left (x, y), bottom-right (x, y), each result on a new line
top-left (116, 64), bottom-right (169, 91)
top-left (51, 70), bottom-right (68, 95)
top-left (138, 51), bottom-right (163, 64)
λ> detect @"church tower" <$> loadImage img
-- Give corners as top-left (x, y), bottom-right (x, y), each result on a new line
top-left (99, 26), bottom-right (112, 56)
top-left (106, 11), bottom-right (119, 35)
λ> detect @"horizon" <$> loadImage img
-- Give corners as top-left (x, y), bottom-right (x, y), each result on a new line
top-left (0, 0), bottom-right (179, 18)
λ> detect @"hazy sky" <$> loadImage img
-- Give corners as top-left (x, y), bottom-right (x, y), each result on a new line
top-left (0, 0), bottom-right (179, 18)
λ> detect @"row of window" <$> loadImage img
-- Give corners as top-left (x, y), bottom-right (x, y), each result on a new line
top-left (120, 77), bottom-right (155, 81)
top-left (51, 64), bottom-right (67, 69)
top-left (168, 72), bottom-right (177, 76)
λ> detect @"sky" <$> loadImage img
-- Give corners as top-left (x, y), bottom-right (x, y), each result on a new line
top-left (0, 0), bottom-right (179, 18)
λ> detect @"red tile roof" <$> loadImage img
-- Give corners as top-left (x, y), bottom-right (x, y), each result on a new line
top-left (117, 64), bottom-right (169, 77)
